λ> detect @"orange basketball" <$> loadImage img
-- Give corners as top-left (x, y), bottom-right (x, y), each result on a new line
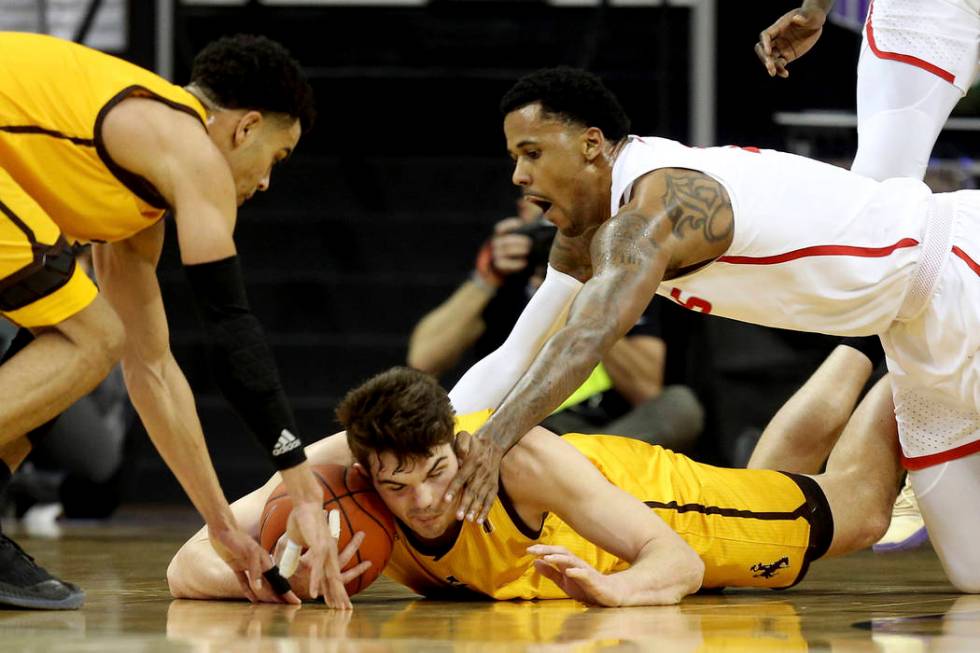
top-left (259, 464), bottom-right (396, 597)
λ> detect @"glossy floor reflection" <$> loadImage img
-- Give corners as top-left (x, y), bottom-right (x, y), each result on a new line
top-left (0, 511), bottom-right (977, 652)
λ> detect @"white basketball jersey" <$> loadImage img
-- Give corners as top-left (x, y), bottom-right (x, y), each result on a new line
top-left (610, 136), bottom-right (934, 336)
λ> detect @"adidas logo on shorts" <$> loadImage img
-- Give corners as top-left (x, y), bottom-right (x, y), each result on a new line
top-left (272, 429), bottom-right (301, 457)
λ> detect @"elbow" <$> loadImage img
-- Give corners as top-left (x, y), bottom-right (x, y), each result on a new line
top-left (166, 553), bottom-right (189, 599)
top-left (166, 548), bottom-right (208, 600)
top-left (665, 553), bottom-right (704, 604)
top-left (685, 553), bottom-right (706, 596)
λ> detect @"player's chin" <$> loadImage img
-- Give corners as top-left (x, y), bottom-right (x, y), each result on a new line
top-left (411, 514), bottom-right (449, 537)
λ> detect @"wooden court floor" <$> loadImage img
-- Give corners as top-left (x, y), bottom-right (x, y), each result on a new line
top-left (1, 510), bottom-right (977, 652)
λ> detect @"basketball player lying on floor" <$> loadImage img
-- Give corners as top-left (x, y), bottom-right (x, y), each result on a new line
top-left (168, 269), bottom-right (903, 606)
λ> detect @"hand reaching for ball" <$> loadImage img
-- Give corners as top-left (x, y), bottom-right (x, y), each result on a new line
top-left (273, 528), bottom-right (372, 602)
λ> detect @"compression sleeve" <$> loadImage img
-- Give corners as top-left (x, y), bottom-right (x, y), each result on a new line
top-left (184, 256), bottom-right (306, 470)
top-left (448, 264), bottom-right (583, 415)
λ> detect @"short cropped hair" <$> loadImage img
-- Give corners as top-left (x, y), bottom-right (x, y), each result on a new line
top-left (336, 367), bottom-right (455, 471)
top-left (191, 34), bottom-right (316, 131)
top-left (499, 67), bottom-right (630, 142)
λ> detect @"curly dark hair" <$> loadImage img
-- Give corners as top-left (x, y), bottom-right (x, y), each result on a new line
top-left (336, 367), bottom-right (455, 471)
top-left (190, 34), bottom-right (315, 131)
top-left (499, 67), bottom-right (630, 142)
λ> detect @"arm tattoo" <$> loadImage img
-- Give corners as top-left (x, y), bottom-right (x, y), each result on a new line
top-left (594, 211), bottom-right (658, 271)
top-left (662, 170), bottom-right (733, 243)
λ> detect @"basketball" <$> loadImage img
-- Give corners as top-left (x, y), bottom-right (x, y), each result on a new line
top-left (259, 464), bottom-right (396, 597)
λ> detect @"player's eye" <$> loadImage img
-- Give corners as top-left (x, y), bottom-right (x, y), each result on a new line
top-left (427, 468), bottom-right (444, 479)
top-left (526, 150), bottom-right (541, 160)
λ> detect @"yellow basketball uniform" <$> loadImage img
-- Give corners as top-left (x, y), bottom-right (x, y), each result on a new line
top-left (384, 410), bottom-right (833, 599)
top-left (0, 32), bottom-right (207, 326)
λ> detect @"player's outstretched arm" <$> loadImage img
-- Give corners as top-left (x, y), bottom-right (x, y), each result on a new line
top-left (755, 0), bottom-right (834, 78)
top-left (505, 428), bottom-right (704, 606)
top-left (94, 226), bottom-right (286, 603)
top-left (443, 218), bottom-right (668, 523)
top-left (100, 98), bottom-right (346, 606)
top-left (446, 167), bottom-right (733, 525)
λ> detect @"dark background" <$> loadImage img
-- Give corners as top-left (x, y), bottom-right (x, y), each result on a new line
top-left (96, 0), bottom-right (967, 503)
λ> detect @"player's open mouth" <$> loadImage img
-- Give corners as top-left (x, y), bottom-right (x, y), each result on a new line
top-left (523, 194), bottom-right (553, 215)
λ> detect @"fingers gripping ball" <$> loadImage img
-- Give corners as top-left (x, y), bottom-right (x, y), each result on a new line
top-left (259, 464), bottom-right (396, 596)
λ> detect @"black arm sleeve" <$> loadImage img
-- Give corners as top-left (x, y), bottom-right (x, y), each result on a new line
top-left (184, 256), bottom-right (306, 470)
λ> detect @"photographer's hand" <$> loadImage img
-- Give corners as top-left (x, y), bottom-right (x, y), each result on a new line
top-left (474, 216), bottom-right (532, 287)
top-left (491, 217), bottom-right (534, 275)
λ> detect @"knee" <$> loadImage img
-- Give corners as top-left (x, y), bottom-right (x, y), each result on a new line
top-left (857, 505), bottom-right (892, 551)
top-left (947, 568), bottom-right (980, 594)
top-left (70, 298), bottom-right (126, 374)
top-left (87, 313), bottom-right (125, 377)
top-left (832, 481), bottom-right (893, 552)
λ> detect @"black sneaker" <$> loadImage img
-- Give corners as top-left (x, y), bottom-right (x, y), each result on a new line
top-left (0, 533), bottom-right (83, 610)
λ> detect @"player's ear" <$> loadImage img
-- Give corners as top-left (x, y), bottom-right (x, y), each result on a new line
top-left (352, 462), bottom-right (370, 480)
top-left (233, 110), bottom-right (263, 147)
top-left (582, 127), bottom-right (604, 161)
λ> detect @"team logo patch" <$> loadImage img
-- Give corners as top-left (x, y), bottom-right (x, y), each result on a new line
top-left (751, 556), bottom-right (790, 579)
top-left (272, 429), bottom-right (301, 456)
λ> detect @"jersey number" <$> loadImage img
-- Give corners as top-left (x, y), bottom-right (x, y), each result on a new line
top-left (669, 288), bottom-right (713, 314)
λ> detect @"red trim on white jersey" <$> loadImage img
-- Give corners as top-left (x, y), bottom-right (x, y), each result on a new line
top-left (902, 438), bottom-right (980, 470)
top-left (952, 245), bottom-right (980, 275)
top-left (865, 0), bottom-right (957, 83)
top-left (718, 238), bottom-right (919, 266)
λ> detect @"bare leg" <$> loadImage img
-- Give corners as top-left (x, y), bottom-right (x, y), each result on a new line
top-left (0, 295), bottom-right (123, 450)
top-left (748, 345), bottom-right (873, 473)
top-left (813, 377), bottom-right (902, 557)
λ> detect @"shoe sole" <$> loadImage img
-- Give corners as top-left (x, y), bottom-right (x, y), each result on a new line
top-left (0, 584), bottom-right (84, 610)
top-left (872, 526), bottom-right (929, 553)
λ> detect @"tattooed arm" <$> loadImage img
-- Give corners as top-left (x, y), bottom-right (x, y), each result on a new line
top-left (444, 168), bottom-right (734, 522)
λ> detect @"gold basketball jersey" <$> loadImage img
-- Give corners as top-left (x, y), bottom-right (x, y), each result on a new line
top-left (0, 32), bottom-right (207, 243)
top-left (384, 410), bottom-right (828, 599)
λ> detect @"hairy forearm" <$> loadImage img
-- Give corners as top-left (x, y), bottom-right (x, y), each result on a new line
top-left (124, 354), bottom-right (234, 529)
top-left (408, 279), bottom-right (493, 375)
top-left (601, 336), bottom-right (665, 406)
top-left (611, 538), bottom-right (704, 606)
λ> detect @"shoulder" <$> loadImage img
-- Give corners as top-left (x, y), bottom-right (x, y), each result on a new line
top-left (100, 96), bottom-right (222, 177)
top-left (499, 426), bottom-right (568, 510)
top-left (100, 97), bottom-right (231, 205)
top-left (102, 95), bottom-right (208, 148)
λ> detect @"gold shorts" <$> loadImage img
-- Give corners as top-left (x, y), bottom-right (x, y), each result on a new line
top-left (0, 167), bottom-right (97, 328)
top-left (649, 461), bottom-right (833, 590)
